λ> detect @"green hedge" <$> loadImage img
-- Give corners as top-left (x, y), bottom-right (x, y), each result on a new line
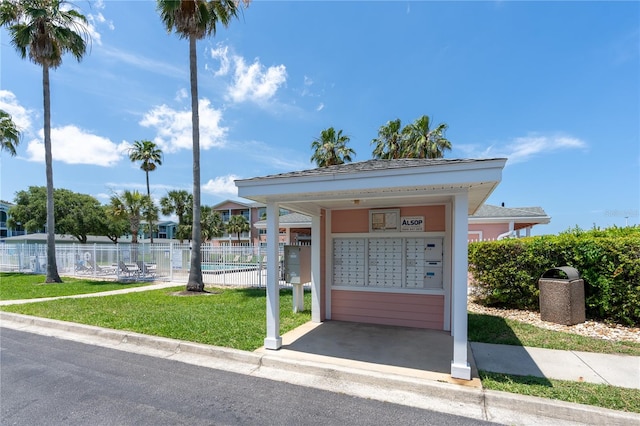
top-left (468, 227), bottom-right (640, 326)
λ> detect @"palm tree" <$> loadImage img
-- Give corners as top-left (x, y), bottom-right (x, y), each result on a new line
top-left (129, 140), bottom-right (163, 243)
top-left (108, 190), bottom-right (155, 245)
top-left (371, 118), bottom-right (403, 160)
top-left (0, 109), bottom-right (20, 156)
top-left (157, 0), bottom-right (249, 292)
top-left (401, 115), bottom-right (452, 159)
top-left (160, 189), bottom-right (192, 242)
top-left (225, 214), bottom-right (250, 245)
top-left (1, 0), bottom-right (89, 283)
top-left (310, 127), bottom-right (355, 167)
top-left (201, 207), bottom-right (224, 242)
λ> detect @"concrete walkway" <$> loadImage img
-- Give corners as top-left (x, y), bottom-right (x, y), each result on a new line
top-left (471, 342), bottom-right (640, 389)
top-left (1, 282), bottom-right (638, 425)
top-left (0, 281), bottom-right (179, 306)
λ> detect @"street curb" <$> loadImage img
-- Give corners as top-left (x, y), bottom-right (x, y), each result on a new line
top-left (258, 353), bottom-right (485, 405)
top-left (2, 311), bottom-right (639, 425)
top-left (483, 389), bottom-right (639, 426)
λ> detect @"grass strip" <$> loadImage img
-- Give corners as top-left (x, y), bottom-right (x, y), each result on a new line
top-left (468, 312), bottom-right (640, 356)
top-left (0, 286), bottom-right (311, 351)
top-left (0, 273), bottom-right (149, 300)
top-left (480, 371), bottom-right (640, 413)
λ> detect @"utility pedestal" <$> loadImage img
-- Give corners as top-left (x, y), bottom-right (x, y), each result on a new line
top-left (284, 245), bottom-right (311, 313)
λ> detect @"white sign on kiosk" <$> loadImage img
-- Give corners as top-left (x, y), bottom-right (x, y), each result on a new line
top-left (400, 216), bottom-right (425, 232)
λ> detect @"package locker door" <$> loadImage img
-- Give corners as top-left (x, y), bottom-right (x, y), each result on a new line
top-left (424, 237), bottom-right (443, 289)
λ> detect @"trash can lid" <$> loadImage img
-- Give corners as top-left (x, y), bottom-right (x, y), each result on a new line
top-left (541, 266), bottom-right (580, 280)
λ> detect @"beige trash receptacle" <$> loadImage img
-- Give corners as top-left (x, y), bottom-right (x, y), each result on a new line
top-left (539, 266), bottom-right (585, 325)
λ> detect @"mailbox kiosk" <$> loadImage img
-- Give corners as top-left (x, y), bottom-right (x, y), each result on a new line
top-left (284, 245), bottom-right (311, 312)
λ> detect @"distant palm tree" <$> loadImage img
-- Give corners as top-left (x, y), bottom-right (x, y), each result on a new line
top-left (371, 118), bottom-right (403, 160)
top-left (311, 127), bottom-right (355, 167)
top-left (201, 207), bottom-right (224, 242)
top-left (108, 190), bottom-right (155, 245)
top-left (1, 0), bottom-right (89, 283)
top-left (129, 140), bottom-right (163, 243)
top-left (160, 189), bottom-right (192, 242)
top-left (225, 214), bottom-right (250, 245)
top-left (402, 115), bottom-right (451, 159)
top-left (157, 0), bottom-right (249, 292)
top-left (0, 109), bottom-right (20, 156)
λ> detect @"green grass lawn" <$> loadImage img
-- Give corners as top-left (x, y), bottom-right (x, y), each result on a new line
top-left (0, 273), bottom-right (150, 300)
top-left (480, 371), bottom-right (640, 414)
top-left (0, 285), bottom-right (311, 351)
top-left (468, 312), bottom-right (640, 356)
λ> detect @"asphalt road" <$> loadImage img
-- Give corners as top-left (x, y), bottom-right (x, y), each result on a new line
top-left (0, 328), bottom-right (495, 426)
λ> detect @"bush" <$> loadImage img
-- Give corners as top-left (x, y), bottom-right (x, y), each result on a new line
top-left (469, 226), bottom-right (640, 326)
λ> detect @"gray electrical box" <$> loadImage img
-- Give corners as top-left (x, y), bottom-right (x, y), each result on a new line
top-left (284, 245), bottom-right (311, 284)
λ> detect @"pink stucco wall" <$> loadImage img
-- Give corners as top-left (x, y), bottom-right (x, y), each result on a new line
top-left (468, 223), bottom-right (509, 241)
top-left (331, 290), bottom-right (444, 330)
top-left (331, 205), bottom-right (446, 233)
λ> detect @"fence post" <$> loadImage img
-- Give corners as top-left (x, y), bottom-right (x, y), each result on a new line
top-left (169, 242), bottom-right (173, 282)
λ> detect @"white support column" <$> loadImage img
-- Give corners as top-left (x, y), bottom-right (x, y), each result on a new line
top-left (264, 202), bottom-right (282, 350)
top-left (311, 214), bottom-right (321, 323)
top-left (324, 210), bottom-right (332, 320)
top-left (451, 192), bottom-right (471, 380)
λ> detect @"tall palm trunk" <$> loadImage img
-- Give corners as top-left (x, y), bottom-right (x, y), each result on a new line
top-left (43, 65), bottom-right (61, 283)
top-left (145, 170), bottom-right (154, 243)
top-left (187, 34), bottom-right (203, 291)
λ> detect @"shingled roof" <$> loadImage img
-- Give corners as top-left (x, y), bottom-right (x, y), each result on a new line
top-left (237, 158), bottom-right (503, 181)
top-left (471, 204), bottom-right (549, 219)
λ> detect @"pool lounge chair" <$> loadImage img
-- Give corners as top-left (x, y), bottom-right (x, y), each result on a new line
top-left (136, 261), bottom-right (157, 278)
top-left (86, 260), bottom-right (116, 275)
top-left (118, 261), bottom-right (140, 278)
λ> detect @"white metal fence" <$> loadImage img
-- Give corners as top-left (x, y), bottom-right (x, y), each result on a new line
top-left (0, 242), bottom-right (295, 288)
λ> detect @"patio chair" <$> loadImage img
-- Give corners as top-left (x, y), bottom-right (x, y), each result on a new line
top-left (136, 261), bottom-right (156, 278)
top-left (118, 261), bottom-right (139, 278)
top-left (86, 260), bottom-right (116, 275)
top-left (75, 261), bottom-right (92, 274)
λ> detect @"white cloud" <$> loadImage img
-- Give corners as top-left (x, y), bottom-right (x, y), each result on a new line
top-left (139, 98), bottom-right (227, 153)
top-left (202, 174), bottom-right (240, 196)
top-left (316, 103), bottom-right (325, 112)
top-left (209, 44), bottom-right (231, 77)
top-left (227, 57), bottom-right (287, 104)
top-left (25, 125), bottom-right (126, 166)
top-left (88, 12), bottom-right (114, 32)
top-left (206, 44), bottom-right (288, 106)
top-left (0, 90), bottom-right (33, 133)
top-left (457, 133), bottom-right (587, 165)
top-left (175, 88), bottom-right (188, 102)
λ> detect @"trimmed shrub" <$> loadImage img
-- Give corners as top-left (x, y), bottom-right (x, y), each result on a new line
top-left (469, 227), bottom-right (640, 326)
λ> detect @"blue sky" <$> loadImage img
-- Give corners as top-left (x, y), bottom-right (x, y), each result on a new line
top-left (1, 0), bottom-right (638, 235)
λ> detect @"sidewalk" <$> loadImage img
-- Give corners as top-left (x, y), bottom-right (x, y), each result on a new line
top-left (1, 283), bottom-right (639, 425)
top-left (471, 342), bottom-right (640, 389)
top-left (0, 281), bottom-right (178, 306)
